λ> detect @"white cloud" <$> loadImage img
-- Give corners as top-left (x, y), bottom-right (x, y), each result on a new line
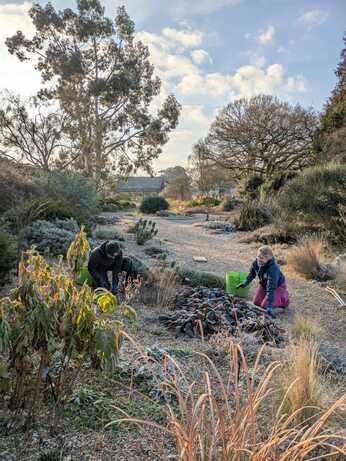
top-left (298, 9), bottom-right (328, 29)
top-left (191, 49), bottom-right (212, 65)
top-left (0, 2), bottom-right (41, 96)
top-left (258, 25), bottom-right (275, 45)
top-left (162, 27), bottom-right (203, 47)
top-left (178, 62), bottom-right (308, 99)
top-left (136, 30), bottom-right (201, 83)
top-left (136, 26), bottom-right (309, 169)
top-left (157, 104), bottom-right (212, 169)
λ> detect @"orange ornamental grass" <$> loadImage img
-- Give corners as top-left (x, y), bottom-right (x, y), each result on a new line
top-left (107, 341), bottom-right (346, 461)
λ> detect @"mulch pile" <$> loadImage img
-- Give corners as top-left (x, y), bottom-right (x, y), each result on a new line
top-left (159, 287), bottom-right (286, 346)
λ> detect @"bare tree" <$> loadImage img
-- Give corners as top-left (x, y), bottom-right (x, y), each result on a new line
top-left (203, 94), bottom-right (318, 180)
top-left (0, 93), bottom-right (72, 171)
top-left (188, 140), bottom-right (234, 196)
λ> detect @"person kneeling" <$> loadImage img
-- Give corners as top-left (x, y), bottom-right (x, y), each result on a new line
top-left (88, 241), bottom-right (123, 294)
top-left (238, 246), bottom-right (289, 318)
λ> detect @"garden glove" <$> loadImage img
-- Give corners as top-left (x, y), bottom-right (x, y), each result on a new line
top-left (111, 282), bottom-right (118, 295)
top-left (266, 306), bottom-right (275, 319)
top-left (237, 283), bottom-right (247, 289)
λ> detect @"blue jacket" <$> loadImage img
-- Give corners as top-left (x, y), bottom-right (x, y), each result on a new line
top-left (245, 257), bottom-right (285, 307)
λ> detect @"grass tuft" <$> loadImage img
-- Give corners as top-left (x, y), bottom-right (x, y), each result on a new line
top-left (109, 341), bottom-right (346, 460)
top-left (291, 314), bottom-right (321, 341)
top-left (287, 235), bottom-right (327, 280)
top-left (276, 339), bottom-right (328, 423)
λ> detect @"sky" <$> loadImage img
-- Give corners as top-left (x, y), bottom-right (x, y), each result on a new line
top-left (0, 0), bottom-right (345, 172)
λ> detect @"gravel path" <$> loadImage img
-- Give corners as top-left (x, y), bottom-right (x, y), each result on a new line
top-left (118, 213), bottom-right (346, 354)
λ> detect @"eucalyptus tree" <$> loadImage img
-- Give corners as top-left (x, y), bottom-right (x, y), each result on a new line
top-left (6, 1), bottom-right (181, 179)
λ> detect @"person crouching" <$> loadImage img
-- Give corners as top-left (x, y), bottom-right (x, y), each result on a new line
top-left (238, 245), bottom-right (289, 317)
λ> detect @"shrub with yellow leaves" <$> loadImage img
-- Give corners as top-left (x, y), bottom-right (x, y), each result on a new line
top-left (0, 231), bottom-right (137, 412)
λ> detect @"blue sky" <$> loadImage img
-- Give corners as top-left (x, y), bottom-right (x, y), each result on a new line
top-left (0, 0), bottom-right (345, 170)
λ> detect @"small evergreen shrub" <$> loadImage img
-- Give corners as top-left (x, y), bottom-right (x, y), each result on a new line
top-left (140, 196), bottom-right (169, 214)
top-left (0, 228), bottom-right (17, 284)
top-left (187, 196), bottom-right (221, 207)
top-left (235, 201), bottom-right (272, 231)
top-left (92, 226), bottom-right (125, 241)
top-left (221, 197), bottom-right (238, 211)
top-left (26, 219), bottom-right (80, 255)
top-left (0, 157), bottom-right (41, 214)
top-left (134, 219), bottom-right (158, 245)
top-left (237, 175), bottom-right (265, 200)
top-left (45, 170), bottom-right (99, 223)
top-left (276, 164), bottom-right (346, 241)
top-left (176, 266), bottom-right (225, 289)
top-left (260, 172), bottom-right (297, 200)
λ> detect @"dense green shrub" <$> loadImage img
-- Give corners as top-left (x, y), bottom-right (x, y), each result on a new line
top-left (176, 266), bottom-right (225, 289)
top-left (187, 196), bottom-right (221, 207)
top-left (26, 219), bottom-right (80, 255)
top-left (221, 196), bottom-right (240, 211)
top-left (235, 201), bottom-right (272, 231)
top-left (100, 198), bottom-right (136, 212)
top-left (260, 172), bottom-right (298, 201)
top-left (45, 170), bottom-right (99, 223)
top-left (140, 196), bottom-right (169, 214)
top-left (0, 228), bottom-right (17, 284)
top-left (92, 225), bottom-right (125, 241)
top-left (0, 158), bottom-right (41, 214)
top-left (275, 164), bottom-right (346, 240)
top-left (237, 175), bottom-right (265, 200)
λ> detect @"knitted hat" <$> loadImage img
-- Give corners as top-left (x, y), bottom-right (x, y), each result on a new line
top-left (105, 241), bottom-right (121, 256)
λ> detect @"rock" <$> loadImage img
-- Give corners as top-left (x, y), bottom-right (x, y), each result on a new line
top-left (193, 256), bottom-right (208, 262)
top-left (156, 210), bottom-right (173, 217)
top-left (202, 221), bottom-right (235, 233)
top-left (145, 246), bottom-right (168, 257)
top-left (93, 215), bottom-right (119, 225)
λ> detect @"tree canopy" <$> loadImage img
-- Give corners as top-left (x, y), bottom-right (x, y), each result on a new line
top-left (0, 92), bottom-right (70, 171)
top-left (200, 94), bottom-right (317, 180)
top-left (6, 0), bottom-right (181, 179)
top-left (315, 30), bottom-right (346, 163)
top-left (161, 166), bottom-right (192, 200)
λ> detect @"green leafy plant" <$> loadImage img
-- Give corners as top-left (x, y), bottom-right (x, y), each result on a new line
top-left (134, 219), bottom-right (158, 245)
top-left (0, 231), bottom-right (137, 412)
top-left (140, 196), bottom-right (169, 214)
top-left (187, 196), bottom-right (221, 207)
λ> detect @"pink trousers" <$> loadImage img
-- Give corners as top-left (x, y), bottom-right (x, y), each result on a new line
top-left (252, 283), bottom-right (289, 309)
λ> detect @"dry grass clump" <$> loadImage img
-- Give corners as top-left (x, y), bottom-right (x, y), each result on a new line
top-left (286, 235), bottom-right (327, 280)
top-left (291, 314), bottom-right (321, 341)
top-left (276, 339), bottom-right (328, 424)
top-left (208, 328), bottom-right (234, 352)
top-left (139, 265), bottom-right (179, 308)
top-left (111, 342), bottom-right (346, 461)
top-left (335, 261), bottom-right (346, 293)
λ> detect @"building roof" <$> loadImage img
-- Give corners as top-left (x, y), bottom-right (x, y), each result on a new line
top-left (116, 176), bottom-right (165, 193)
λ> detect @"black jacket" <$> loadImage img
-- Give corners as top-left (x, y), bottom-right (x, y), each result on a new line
top-left (245, 257), bottom-right (285, 307)
top-left (88, 241), bottom-right (123, 287)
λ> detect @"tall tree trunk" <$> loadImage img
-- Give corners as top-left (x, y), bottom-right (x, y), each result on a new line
top-left (93, 38), bottom-right (103, 184)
